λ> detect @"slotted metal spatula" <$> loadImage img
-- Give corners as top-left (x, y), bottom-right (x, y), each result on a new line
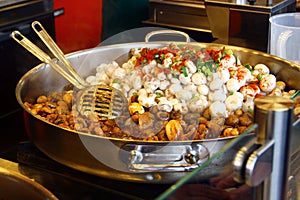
top-left (79, 84), bottom-right (126, 119)
top-left (11, 21), bottom-right (127, 120)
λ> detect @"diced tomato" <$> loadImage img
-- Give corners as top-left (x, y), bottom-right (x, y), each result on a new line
top-left (255, 93), bottom-right (265, 98)
top-left (222, 54), bottom-right (231, 60)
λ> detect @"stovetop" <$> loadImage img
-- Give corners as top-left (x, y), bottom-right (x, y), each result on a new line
top-left (0, 109), bottom-right (169, 199)
top-left (0, 141), bottom-right (172, 200)
top-left (1, 140), bottom-right (298, 200)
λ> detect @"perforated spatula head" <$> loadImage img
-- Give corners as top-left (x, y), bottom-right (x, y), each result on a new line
top-left (78, 84), bottom-right (127, 120)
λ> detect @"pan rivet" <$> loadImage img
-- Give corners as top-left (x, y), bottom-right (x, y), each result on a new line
top-left (184, 149), bottom-right (200, 164)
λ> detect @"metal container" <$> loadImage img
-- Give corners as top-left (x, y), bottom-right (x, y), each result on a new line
top-left (16, 42), bottom-right (300, 183)
top-left (0, 167), bottom-right (57, 199)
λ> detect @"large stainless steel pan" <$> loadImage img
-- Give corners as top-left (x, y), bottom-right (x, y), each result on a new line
top-left (16, 42), bottom-right (300, 184)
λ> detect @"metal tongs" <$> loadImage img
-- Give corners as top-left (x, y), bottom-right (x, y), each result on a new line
top-left (12, 21), bottom-right (89, 90)
top-left (11, 21), bottom-right (127, 120)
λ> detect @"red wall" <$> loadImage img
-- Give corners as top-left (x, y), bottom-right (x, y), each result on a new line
top-left (53, 1), bottom-right (102, 53)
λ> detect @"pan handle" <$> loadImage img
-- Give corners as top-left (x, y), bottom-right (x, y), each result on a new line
top-left (145, 30), bottom-right (190, 43)
top-left (119, 143), bottom-right (209, 172)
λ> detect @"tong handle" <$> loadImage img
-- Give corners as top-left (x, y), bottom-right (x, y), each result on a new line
top-left (31, 21), bottom-right (88, 88)
top-left (11, 30), bottom-right (85, 89)
top-left (11, 30), bottom-right (51, 64)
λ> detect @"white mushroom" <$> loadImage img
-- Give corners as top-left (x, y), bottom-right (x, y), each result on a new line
top-left (159, 80), bottom-right (170, 90)
top-left (157, 72), bottom-right (167, 80)
top-left (105, 61), bottom-right (119, 77)
top-left (188, 95), bottom-right (208, 113)
top-left (184, 83), bottom-right (197, 93)
top-left (173, 101), bottom-right (189, 114)
top-left (144, 78), bottom-right (160, 92)
top-left (111, 67), bottom-right (126, 80)
top-left (157, 97), bottom-right (173, 112)
top-left (240, 84), bottom-right (261, 99)
top-left (268, 87), bottom-right (282, 96)
top-left (209, 78), bottom-right (223, 91)
top-left (162, 53), bottom-right (173, 68)
top-left (170, 77), bottom-right (181, 84)
top-left (168, 83), bottom-right (183, 95)
top-left (127, 72), bottom-right (143, 90)
top-left (191, 72), bottom-right (207, 85)
top-left (254, 63), bottom-right (270, 75)
top-left (242, 98), bottom-right (255, 112)
top-left (225, 92), bottom-right (244, 112)
top-left (121, 62), bottom-right (134, 72)
top-left (219, 54), bottom-right (236, 69)
top-left (208, 90), bottom-right (227, 102)
top-left (95, 72), bottom-right (110, 84)
top-left (209, 101), bottom-right (227, 118)
top-left (179, 73), bottom-right (191, 85)
top-left (175, 90), bottom-right (193, 102)
top-left (142, 62), bottom-right (156, 75)
top-left (138, 92), bottom-right (157, 108)
top-left (226, 78), bottom-right (241, 92)
top-left (184, 60), bottom-right (197, 73)
top-left (259, 74), bottom-right (276, 93)
top-left (236, 66), bottom-right (252, 85)
top-left (96, 63), bottom-right (108, 73)
top-left (197, 84), bottom-right (209, 96)
top-left (217, 68), bottom-right (230, 83)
